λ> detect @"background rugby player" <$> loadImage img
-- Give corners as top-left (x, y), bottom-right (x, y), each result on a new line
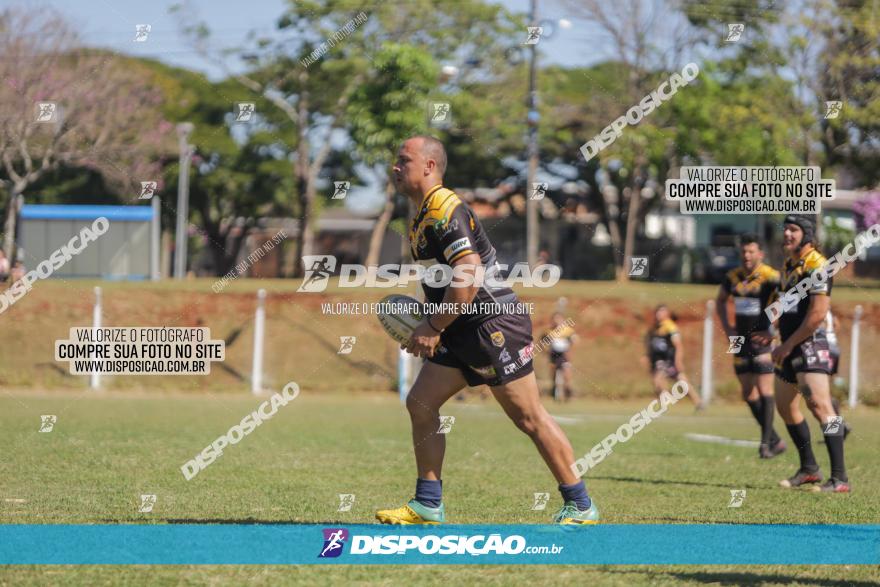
top-left (375, 136), bottom-right (599, 524)
top-left (716, 234), bottom-right (787, 458)
top-left (644, 305), bottom-right (703, 409)
top-left (544, 311), bottom-right (577, 401)
top-left (754, 215), bottom-right (850, 492)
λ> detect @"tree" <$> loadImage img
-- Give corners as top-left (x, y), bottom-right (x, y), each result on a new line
top-left (175, 0), bottom-right (523, 274)
top-left (0, 8), bottom-right (170, 262)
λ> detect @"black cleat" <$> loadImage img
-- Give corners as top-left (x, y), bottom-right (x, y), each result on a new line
top-left (759, 439), bottom-right (787, 459)
top-left (812, 478), bottom-right (851, 493)
top-left (779, 468), bottom-right (823, 489)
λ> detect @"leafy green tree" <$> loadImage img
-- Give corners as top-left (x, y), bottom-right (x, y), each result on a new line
top-left (175, 0), bottom-right (523, 274)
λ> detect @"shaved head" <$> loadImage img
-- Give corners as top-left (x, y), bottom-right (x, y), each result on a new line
top-left (411, 135), bottom-right (447, 177)
top-left (392, 135), bottom-right (448, 201)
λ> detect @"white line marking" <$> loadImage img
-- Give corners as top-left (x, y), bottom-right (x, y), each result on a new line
top-left (684, 433), bottom-right (760, 448)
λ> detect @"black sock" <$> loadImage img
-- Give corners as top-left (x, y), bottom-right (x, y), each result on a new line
top-left (759, 395), bottom-right (781, 445)
top-left (831, 397), bottom-right (841, 416)
top-left (786, 421), bottom-right (818, 471)
top-left (746, 399), bottom-right (764, 438)
top-left (824, 430), bottom-right (848, 482)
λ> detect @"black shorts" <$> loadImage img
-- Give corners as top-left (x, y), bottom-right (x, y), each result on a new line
top-left (776, 336), bottom-right (833, 384)
top-left (549, 351), bottom-right (570, 368)
top-left (651, 359), bottom-right (679, 379)
top-left (429, 313), bottom-right (534, 387)
top-left (733, 353), bottom-right (774, 375)
top-left (829, 346), bottom-right (840, 376)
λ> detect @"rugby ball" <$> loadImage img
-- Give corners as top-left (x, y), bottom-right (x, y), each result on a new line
top-left (377, 294), bottom-right (424, 345)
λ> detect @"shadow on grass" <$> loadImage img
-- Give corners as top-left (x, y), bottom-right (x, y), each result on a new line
top-left (98, 518), bottom-right (330, 525)
top-left (588, 475), bottom-right (761, 490)
top-left (609, 568), bottom-right (877, 586)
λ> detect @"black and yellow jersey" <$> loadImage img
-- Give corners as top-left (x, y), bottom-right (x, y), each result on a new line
top-left (777, 248), bottom-right (832, 341)
top-left (646, 319), bottom-right (679, 364)
top-left (408, 184), bottom-right (516, 333)
top-left (721, 263), bottom-right (780, 337)
top-left (547, 323), bottom-right (575, 355)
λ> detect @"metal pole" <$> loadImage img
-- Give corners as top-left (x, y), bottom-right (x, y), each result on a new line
top-left (252, 288), bottom-right (266, 395)
top-left (701, 300), bottom-right (714, 405)
top-left (174, 123), bottom-right (194, 279)
top-left (848, 305), bottom-right (862, 408)
top-left (525, 0), bottom-right (539, 268)
top-left (90, 286), bottom-right (102, 390)
top-left (151, 196), bottom-right (160, 281)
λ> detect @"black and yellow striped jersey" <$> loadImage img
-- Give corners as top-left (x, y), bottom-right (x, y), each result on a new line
top-left (721, 263), bottom-right (780, 337)
top-left (646, 319), bottom-right (679, 363)
top-left (408, 184), bottom-right (516, 333)
top-left (776, 248), bottom-right (832, 340)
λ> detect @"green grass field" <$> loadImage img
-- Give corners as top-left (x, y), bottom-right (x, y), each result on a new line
top-left (2, 391), bottom-right (879, 585)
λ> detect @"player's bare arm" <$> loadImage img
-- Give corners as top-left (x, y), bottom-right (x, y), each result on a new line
top-left (405, 253), bottom-right (481, 359)
top-left (715, 288), bottom-right (735, 337)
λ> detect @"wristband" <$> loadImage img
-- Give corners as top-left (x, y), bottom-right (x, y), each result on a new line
top-left (427, 316), bottom-right (444, 334)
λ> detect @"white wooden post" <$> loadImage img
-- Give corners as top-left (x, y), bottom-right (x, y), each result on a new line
top-left (848, 305), bottom-right (862, 408)
top-left (701, 299), bottom-right (714, 405)
top-left (252, 289), bottom-right (266, 395)
top-left (90, 286), bottom-right (102, 390)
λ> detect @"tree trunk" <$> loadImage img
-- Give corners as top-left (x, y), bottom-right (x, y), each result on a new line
top-left (3, 188), bottom-right (22, 263)
top-left (365, 182), bottom-right (395, 266)
top-left (293, 83), bottom-right (311, 278)
top-left (621, 184), bottom-right (641, 283)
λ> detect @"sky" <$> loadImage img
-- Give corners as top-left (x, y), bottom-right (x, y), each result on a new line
top-left (22, 0), bottom-right (604, 79)
top-left (13, 0), bottom-right (615, 213)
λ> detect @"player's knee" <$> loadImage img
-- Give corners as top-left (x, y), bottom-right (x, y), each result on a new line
top-left (406, 394), bottom-right (437, 423)
top-left (512, 413), bottom-right (539, 437)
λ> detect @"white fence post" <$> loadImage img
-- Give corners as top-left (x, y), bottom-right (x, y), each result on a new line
top-left (701, 299), bottom-right (714, 405)
top-left (90, 286), bottom-right (102, 390)
top-left (398, 348), bottom-right (410, 404)
top-left (252, 289), bottom-right (266, 395)
top-left (848, 305), bottom-right (862, 409)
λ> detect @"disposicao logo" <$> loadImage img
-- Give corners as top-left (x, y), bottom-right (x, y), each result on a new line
top-left (319, 528), bottom-right (349, 558)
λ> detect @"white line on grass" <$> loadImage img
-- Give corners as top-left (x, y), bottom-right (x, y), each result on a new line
top-left (684, 433), bottom-right (760, 448)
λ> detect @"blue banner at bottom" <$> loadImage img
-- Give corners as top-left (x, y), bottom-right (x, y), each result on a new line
top-left (0, 524), bottom-right (877, 565)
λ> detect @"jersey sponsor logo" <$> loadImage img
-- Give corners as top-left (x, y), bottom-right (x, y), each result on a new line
top-left (490, 331), bottom-right (505, 347)
top-left (443, 237), bottom-right (471, 261)
top-left (733, 297), bottom-right (761, 316)
top-left (518, 343), bottom-right (533, 364)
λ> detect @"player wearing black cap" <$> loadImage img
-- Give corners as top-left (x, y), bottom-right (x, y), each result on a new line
top-left (753, 215), bottom-right (850, 492)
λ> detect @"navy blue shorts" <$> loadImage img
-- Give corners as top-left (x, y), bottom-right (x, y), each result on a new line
top-left (429, 313), bottom-right (534, 387)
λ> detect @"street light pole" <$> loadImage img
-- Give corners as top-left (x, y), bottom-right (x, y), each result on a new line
top-left (174, 122), bottom-right (194, 280)
top-left (525, 0), bottom-right (539, 268)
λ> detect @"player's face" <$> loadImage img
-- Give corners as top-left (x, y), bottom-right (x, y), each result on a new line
top-left (655, 307), bottom-right (669, 322)
top-left (782, 223), bottom-right (803, 254)
top-left (740, 243), bottom-right (762, 271)
top-left (392, 140), bottom-right (426, 197)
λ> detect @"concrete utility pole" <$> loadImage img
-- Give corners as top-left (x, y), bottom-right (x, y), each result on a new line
top-left (174, 122), bottom-right (194, 279)
top-left (525, 0), bottom-right (539, 268)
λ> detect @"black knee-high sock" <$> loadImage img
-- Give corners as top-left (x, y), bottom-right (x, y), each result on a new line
top-left (746, 399), bottom-right (764, 438)
top-left (759, 395), bottom-right (781, 445)
top-left (824, 428), bottom-right (848, 482)
top-left (786, 421), bottom-right (818, 471)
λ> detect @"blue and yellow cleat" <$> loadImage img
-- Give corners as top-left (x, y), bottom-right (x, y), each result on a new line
top-left (553, 500), bottom-right (600, 525)
top-left (376, 499), bottom-right (445, 525)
